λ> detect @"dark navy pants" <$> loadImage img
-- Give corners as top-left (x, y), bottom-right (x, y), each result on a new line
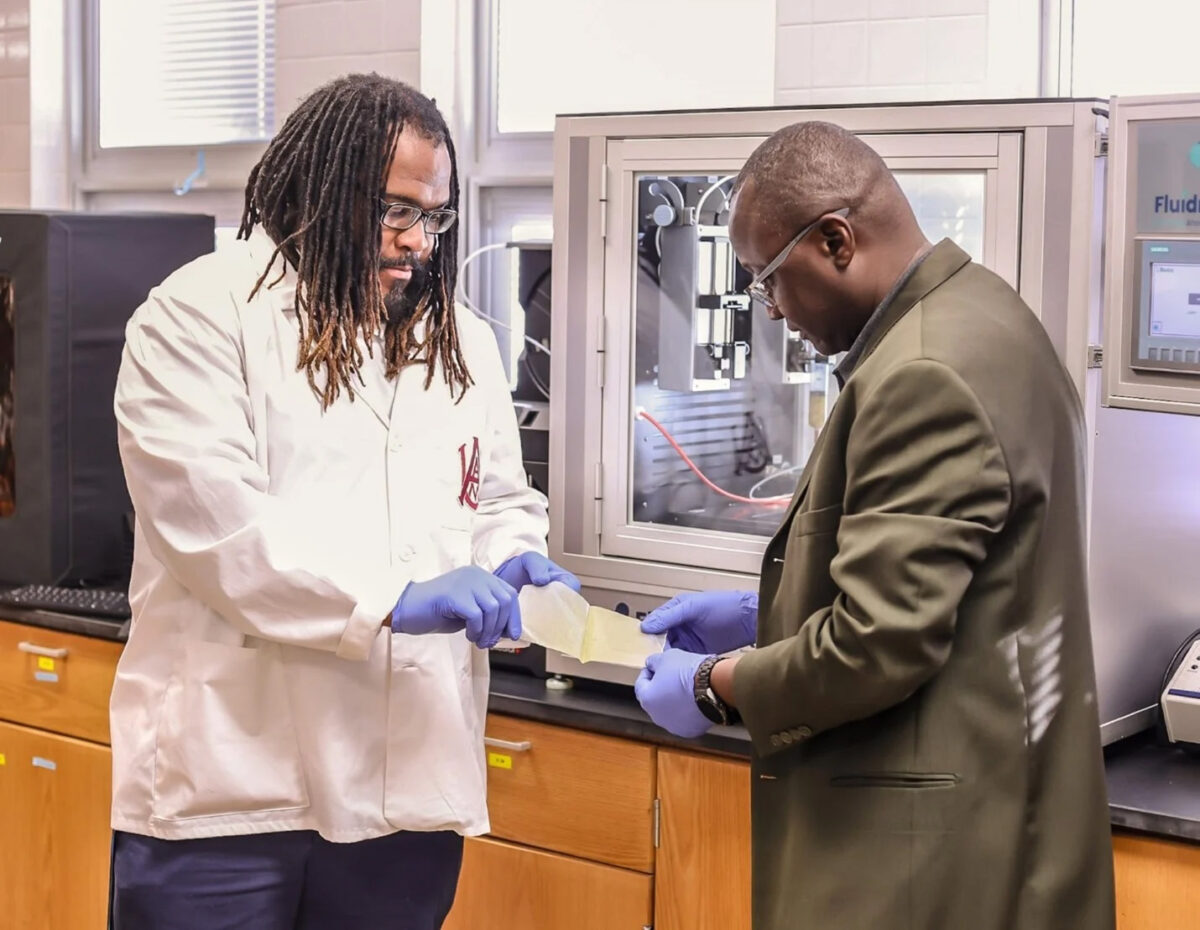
top-left (110, 829), bottom-right (463, 930)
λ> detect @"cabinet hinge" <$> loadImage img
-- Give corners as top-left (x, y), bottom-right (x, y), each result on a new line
top-left (594, 462), bottom-right (604, 536)
top-left (599, 165), bottom-right (609, 241)
top-left (1094, 132), bottom-right (1108, 157)
top-left (1087, 344), bottom-right (1103, 369)
top-left (596, 315), bottom-right (607, 389)
top-left (653, 797), bottom-right (661, 848)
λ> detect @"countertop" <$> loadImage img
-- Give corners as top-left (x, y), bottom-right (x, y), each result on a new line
top-left (7, 611), bottom-right (1198, 844)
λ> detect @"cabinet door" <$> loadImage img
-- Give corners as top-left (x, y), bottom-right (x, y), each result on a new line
top-left (656, 750), bottom-right (751, 930)
top-left (443, 836), bottom-right (653, 930)
top-left (483, 714), bottom-right (657, 871)
top-left (0, 720), bottom-right (112, 930)
top-left (1114, 831), bottom-right (1200, 930)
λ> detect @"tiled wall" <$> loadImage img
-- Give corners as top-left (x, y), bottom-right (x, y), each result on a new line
top-left (775, 0), bottom-right (1039, 106)
top-left (276, 0), bottom-right (422, 121)
top-left (0, 0), bottom-right (30, 208)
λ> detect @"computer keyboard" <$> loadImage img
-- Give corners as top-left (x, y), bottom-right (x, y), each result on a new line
top-left (0, 584), bottom-right (131, 620)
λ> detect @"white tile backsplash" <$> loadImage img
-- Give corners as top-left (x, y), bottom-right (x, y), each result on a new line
top-left (925, 0), bottom-right (988, 16)
top-left (924, 15), bottom-right (987, 84)
top-left (274, 0), bottom-right (422, 121)
top-left (813, 0), bottom-right (870, 23)
top-left (810, 22), bottom-right (869, 87)
top-left (776, 0), bottom-right (1030, 110)
top-left (775, 25), bottom-right (814, 90)
top-left (775, 88), bottom-right (814, 107)
top-left (777, 0), bottom-right (815, 24)
top-left (869, 0), bottom-right (926, 18)
top-left (277, 0), bottom-right (420, 60)
top-left (867, 18), bottom-right (927, 86)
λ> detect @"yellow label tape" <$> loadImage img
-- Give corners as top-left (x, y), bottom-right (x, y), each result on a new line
top-left (37, 657), bottom-right (55, 672)
top-left (487, 752), bottom-right (513, 770)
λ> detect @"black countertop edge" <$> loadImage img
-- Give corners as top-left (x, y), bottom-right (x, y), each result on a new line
top-left (2, 607), bottom-right (129, 642)
top-left (487, 670), bottom-right (752, 757)
top-left (489, 670), bottom-right (1200, 846)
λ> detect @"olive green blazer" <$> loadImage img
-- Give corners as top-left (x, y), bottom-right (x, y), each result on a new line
top-left (732, 240), bottom-right (1116, 930)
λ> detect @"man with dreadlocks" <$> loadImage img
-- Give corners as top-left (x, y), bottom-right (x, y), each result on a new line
top-left (108, 74), bottom-right (575, 929)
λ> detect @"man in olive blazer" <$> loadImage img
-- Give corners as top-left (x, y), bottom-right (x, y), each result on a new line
top-left (635, 122), bottom-right (1116, 930)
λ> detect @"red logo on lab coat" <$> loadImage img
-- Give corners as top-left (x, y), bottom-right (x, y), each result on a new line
top-left (458, 437), bottom-right (481, 511)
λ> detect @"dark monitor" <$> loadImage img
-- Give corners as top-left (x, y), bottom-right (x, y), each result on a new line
top-left (0, 210), bottom-right (215, 587)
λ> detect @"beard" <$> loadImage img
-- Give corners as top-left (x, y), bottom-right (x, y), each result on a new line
top-left (380, 255), bottom-right (432, 324)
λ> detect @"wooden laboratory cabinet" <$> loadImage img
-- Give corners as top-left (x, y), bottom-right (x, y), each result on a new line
top-left (443, 715), bottom-right (656, 930)
top-left (654, 749), bottom-right (752, 930)
top-left (0, 619), bottom-right (120, 930)
top-left (445, 716), bottom-right (754, 930)
top-left (1113, 831), bottom-right (1200, 930)
top-left (445, 837), bottom-right (654, 930)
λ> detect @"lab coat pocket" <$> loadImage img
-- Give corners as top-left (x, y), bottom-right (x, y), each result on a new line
top-left (150, 640), bottom-right (309, 821)
top-left (383, 643), bottom-right (487, 833)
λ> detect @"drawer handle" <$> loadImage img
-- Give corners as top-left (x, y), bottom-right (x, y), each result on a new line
top-left (17, 642), bottom-right (68, 660)
top-left (484, 737), bottom-right (532, 752)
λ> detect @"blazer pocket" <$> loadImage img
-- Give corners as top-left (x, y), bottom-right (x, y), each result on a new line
top-left (830, 771), bottom-right (960, 790)
top-left (151, 640), bottom-right (309, 821)
top-left (791, 502), bottom-right (843, 537)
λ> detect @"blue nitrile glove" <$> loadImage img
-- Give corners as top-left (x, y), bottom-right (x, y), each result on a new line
top-left (634, 649), bottom-right (713, 739)
top-left (639, 590), bottom-right (758, 655)
top-left (494, 551), bottom-right (581, 593)
top-left (391, 566), bottom-right (519, 649)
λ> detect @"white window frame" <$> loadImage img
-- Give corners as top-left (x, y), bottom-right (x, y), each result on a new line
top-left (470, 0), bottom-right (555, 179)
top-left (73, 0), bottom-right (270, 202)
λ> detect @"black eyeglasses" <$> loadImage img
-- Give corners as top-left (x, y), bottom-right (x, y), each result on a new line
top-left (746, 207), bottom-right (850, 307)
top-left (379, 199), bottom-right (458, 235)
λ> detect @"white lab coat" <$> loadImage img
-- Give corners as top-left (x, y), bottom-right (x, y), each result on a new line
top-left (110, 231), bottom-right (549, 842)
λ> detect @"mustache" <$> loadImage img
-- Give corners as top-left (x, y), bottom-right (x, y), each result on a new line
top-left (379, 255), bottom-right (427, 271)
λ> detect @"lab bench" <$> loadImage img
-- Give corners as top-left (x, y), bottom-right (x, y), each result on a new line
top-left (1, 612), bottom-right (1198, 929)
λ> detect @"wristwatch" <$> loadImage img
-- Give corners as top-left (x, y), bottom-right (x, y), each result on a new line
top-left (693, 655), bottom-right (739, 726)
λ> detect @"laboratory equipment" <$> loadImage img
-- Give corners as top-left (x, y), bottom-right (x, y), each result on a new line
top-left (1159, 629), bottom-right (1200, 748)
top-left (1088, 93), bottom-right (1200, 742)
top-left (548, 100), bottom-right (1106, 696)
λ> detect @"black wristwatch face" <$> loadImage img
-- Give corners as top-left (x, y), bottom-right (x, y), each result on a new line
top-left (696, 689), bottom-right (729, 725)
top-left (694, 657), bottom-right (730, 725)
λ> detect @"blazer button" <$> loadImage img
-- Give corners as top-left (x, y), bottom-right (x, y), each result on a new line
top-left (770, 734), bottom-right (783, 748)
top-left (795, 726), bottom-right (812, 741)
top-left (780, 731), bottom-right (794, 745)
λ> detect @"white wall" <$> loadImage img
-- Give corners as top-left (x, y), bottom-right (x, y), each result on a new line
top-left (3, 0), bottom-right (1051, 213)
top-left (0, 0), bottom-right (30, 208)
top-left (275, 0), bottom-right (421, 121)
top-left (775, 0), bottom-right (1041, 106)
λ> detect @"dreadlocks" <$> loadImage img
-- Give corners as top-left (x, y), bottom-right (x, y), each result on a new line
top-left (237, 73), bottom-right (471, 408)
